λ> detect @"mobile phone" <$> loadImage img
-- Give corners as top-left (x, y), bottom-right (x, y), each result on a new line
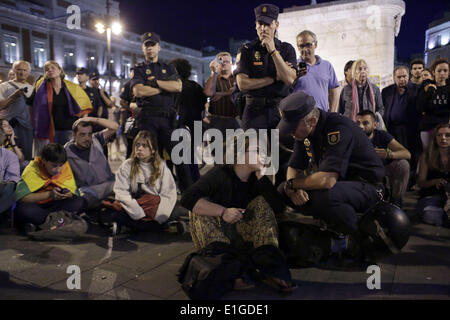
top-left (61, 188), bottom-right (70, 194)
top-left (298, 62), bottom-right (307, 69)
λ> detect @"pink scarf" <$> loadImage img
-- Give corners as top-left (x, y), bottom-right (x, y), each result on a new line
top-left (351, 79), bottom-right (376, 121)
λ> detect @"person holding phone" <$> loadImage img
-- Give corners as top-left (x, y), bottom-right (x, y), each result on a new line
top-left (0, 60), bottom-right (34, 160)
top-left (203, 52), bottom-right (240, 136)
top-left (14, 143), bottom-right (85, 233)
top-left (291, 30), bottom-right (340, 113)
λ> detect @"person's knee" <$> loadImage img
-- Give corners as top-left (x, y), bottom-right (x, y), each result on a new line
top-left (65, 197), bottom-right (86, 214)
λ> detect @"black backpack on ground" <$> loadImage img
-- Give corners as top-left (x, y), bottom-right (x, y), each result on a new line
top-left (177, 242), bottom-right (246, 300)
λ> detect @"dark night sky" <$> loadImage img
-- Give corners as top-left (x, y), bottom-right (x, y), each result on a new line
top-left (118, 0), bottom-right (449, 60)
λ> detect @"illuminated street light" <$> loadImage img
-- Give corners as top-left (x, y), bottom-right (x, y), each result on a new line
top-left (95, 0), bottom-right (123, 95)
top-left (112, 22), bottom-right (122, 35)
top-left (95, 22), bottom-right (105, 34)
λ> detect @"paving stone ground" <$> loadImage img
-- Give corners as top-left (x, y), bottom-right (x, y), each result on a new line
top-left (0, 159), bottom-right (448, 300)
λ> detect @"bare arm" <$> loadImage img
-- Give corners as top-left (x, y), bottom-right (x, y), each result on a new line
top-left (292, 171), bottom-right (339, 190)
top-left (272, 51), bottom-right (297, 86)
top-left (0, 89), bottom-right (23, 110)
top-left (99, 89), bottom-right (114, 107)
top-left (203, 73), bottom-right (218, 97)
top-left (417, 154), bottom-right (446, 189)
top-left (133, 83), bottom-right (162, 98)
top-left (387, 139), bottom-right (411, 160)
top-left (73, 117), bottom-right (119, 141)
top-left (236, 73), bottom-right (274, 91)
top-left (192, 198), bottom-right (244, 224)
top-left (156, 79), bottom-right (182, 93)
top-left (328, 88), bottom-right (339, 112)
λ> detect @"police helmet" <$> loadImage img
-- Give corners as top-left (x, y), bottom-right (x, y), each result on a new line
top-left (359, 201), bottom-right (411, 254)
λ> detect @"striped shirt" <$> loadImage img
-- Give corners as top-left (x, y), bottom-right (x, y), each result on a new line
top-left (209, 75), bottom-right (237, 117)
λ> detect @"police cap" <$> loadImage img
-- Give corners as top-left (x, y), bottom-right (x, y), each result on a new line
top-left (89, 72), bottom-right (99, 80)
top-left (76, 67), bottom-right (89, 75)
top-left (254, 4), bottom-right (279, 24)
top-left (141, 32), bottom-right (160, 45)
top-left (277, 91), bottom-right (316, 136)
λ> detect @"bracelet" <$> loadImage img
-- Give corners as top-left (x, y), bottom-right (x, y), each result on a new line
top-left (387, 150), bottom-right (392, 160)
top-left (270, 49), bottom-right (277, 57)
top-left (10, 144), bottom-right (17, 148)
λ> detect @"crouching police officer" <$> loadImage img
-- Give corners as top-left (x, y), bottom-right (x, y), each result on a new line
top-left (234, 3), bottom-right (297, 130)
top-left (277, 92), bottom-right (386, 236)
top-left (130, 32), bottom-right (192, 191)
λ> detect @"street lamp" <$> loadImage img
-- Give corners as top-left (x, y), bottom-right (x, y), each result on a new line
top-left (95, 1), bottom-right (122, 96)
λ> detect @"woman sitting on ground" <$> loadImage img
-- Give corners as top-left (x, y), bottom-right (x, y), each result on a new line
top-left (417, 123), bottom-right (450, 227)
top-left (111, 130), bottom-right (185, 235)
top-left (180, 135), bottom-right (297, 294)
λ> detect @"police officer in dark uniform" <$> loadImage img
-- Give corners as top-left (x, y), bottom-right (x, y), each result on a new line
top-left (89, 72), bottom-right (111, 120)
top-left (234, 3), bottom-right (297, 131)
top-left (130, 32), bottom-right (192, 191)
top-left (277, 92), bottom-right (386, 236)
top-left (119, 79), bottom-right (138, 158)
top-left (76, 67), bottom-right (98, 113)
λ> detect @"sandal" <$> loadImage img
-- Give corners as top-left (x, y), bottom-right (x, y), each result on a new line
top-left (262, 276), bottom-right (298, 294)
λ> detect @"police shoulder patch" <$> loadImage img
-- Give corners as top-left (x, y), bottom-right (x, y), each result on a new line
top-left (129, 70), bottom-right (134, 79)
top-left (327, 131), bottom-right (340, 145)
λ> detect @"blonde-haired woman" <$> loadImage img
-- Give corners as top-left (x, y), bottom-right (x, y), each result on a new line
top-left (112, 130), bottom-right (184, 234)
top-left (28, 61), bottom-right (92, 156)
top-left (339, 59), bottom-right (384, 129)
top-left (417, 123), bottom-right (450, 227)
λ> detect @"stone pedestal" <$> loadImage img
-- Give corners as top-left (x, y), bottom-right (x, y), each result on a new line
top-left (278, 0), bottom-right (405, 88)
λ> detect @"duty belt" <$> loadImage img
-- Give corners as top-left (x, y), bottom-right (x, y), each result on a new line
top-left (245, 96), bottom-right (281, 114)
top-left (140, 106), bottom-right (173, 119)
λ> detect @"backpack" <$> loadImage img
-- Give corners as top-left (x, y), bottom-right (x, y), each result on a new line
top-left (177, 242), bottom-right (244, 300)
top-left (28, 210), bottom-right (88, 241)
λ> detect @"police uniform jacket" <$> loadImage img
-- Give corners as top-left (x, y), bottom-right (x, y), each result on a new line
top-left (288, 110), bottom-right (385, 183)
top-left (234, 38), bottom-right (297, 98)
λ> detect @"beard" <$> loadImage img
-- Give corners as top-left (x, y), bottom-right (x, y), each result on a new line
top-left (365, 129), bottom-right (374, 137)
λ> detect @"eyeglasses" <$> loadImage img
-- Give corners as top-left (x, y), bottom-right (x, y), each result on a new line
top-left (298, 42), bottom-right (316, 49)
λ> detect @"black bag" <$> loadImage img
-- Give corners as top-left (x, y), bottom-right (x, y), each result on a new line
top-left (28, 210), bottom-right (88, 241)
top-left (177, 242), bottom-right (243, 300)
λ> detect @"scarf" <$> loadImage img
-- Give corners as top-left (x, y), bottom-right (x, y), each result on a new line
top-left (33, 79), bottom-right (93, 141)
top-left (15, 157), bottom-right (79, 203)
top-left (351, 79), bottom-right (376, 121)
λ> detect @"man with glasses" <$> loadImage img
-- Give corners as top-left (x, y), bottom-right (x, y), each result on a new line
top-left (292, 30), bottom-right (340, 113)
top-left (204, 52), bottom-right (240, 135)
top-left (234, 3), bottom-right (297, 131)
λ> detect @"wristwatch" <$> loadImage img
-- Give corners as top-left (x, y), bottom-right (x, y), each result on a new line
top-left (149, 78), bottom-right (159, 88)
top-left (286, 178), bottom-right (297, 191)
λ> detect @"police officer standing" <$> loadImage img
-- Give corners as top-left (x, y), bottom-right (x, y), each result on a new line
top-left (234, 3), bottom-right (297, 131)
top-left (130, 32), bottom-right (192, 192)
top-left (277, 92), bottom-right (386, 236)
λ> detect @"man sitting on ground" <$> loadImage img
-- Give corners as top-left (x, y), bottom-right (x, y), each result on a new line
top-left (0, 146), bottom-right (20, 220)
top-left (356, 110), bottom-right (411, 207)
top-left (65, 117), bottom-right (118, 210)
top-left (14, 143), bottom-right (85, 232)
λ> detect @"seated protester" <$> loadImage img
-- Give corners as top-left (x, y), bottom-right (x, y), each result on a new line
top-left (180, 134), bottom-right (297, 293)
top-left (1, 118), bottom-right (26, 170)
top-left (417, 123), bottom-right (450, 227)
top-left (356, 110), bottom-right (411, 207)
top-left (64, 117), bottom-right (118, 210)
top-left (14, 143), bottom-right (85, 232)
top-left (112, 130), bottom-right (185, 235)
top-left (0, 146), bottom-right (20, 217)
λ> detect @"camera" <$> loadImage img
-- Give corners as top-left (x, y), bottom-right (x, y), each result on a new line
top-left (217, 57), bottom-right (224, 65)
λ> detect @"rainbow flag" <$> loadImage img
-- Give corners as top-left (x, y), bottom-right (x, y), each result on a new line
top-left (15, 157), bottom-right (79, 203)
top-left (33, 79), bottom-right (93, 141)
